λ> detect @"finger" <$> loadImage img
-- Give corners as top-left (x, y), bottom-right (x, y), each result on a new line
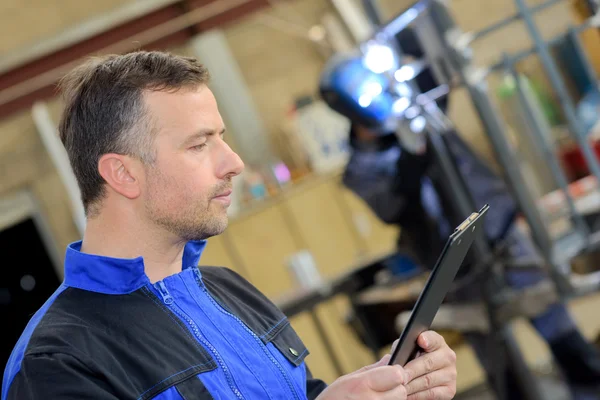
top-left (364, 365), bottom-right (407, 392)
top-left (379, 353), bottom-right (392, 366)
top-left (405, 367), bottom-right (457, 395)
top-left (390, 339), bottom-right (399, 354)
top-left (381, 384), bottom-right (408, 400)
top-left (349, 354), bottom-right (392, 376)
top-left (404, 348), bottom-right (455, 382)
top-left (407, 386), bottom-right (457, 400)
top-left (417, 331), bottom-right (445, 353)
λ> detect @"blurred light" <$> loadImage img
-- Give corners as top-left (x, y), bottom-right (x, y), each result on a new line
top-left (404, 8), bottom-right (419, 22)
top-left (385, 6), bottom-right (420, 36)
top-left (394, 65), bottom-right (416, 82)
top-left (364, 81), bottom-right (382, 97)
top-left (393, 97), bottom-right (410, 114)
top-left (358, 94), bottom-right (373, 107)
top-left (273, 162), bottom-right (291, 183)
top-left (363, 43), bottom-right (396, 74)
top-left (395, 82), bottom-right (412, 98)
top-left (410, 116), bottom-right (427, 133)
top-left (405, 106), bottom-right (420, 119)
top-left (357, 81), bottom-right (382, 108)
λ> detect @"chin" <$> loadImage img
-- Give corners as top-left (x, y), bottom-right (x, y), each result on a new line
top-left (198, 217), bottom-right (229, 240)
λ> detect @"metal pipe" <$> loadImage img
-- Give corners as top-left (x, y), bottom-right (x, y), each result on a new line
top-left (499, 325), bottom-right (546, 400)
top-left (471, 0), bottom-right (562, 42)
top-left (428, 3), bottom-right (566, 398)
top-left (503, 54), bottom-right (590, 242)
top-left (430, 1), bottom-right (557, 260)
top-left (32, 101), bottom-right (86, 237)
top-left (0, 0), bottom-right (251, 109)
top-left (514, 0), bottom-right (600, 184)
top-left (464, 80), bottom-right (576, 296)
top-left (418, 92), bottom-right (516, 400)
top-left (433, 0), bottom-right (576, 297)
top-left (467, 84), bottom-right (555, 257)
top-left (445, 0), bottom-right (580, 283)
top-left (420, 110), bottom-right (510, 400)
top-left (488, 20), bottom-right (597, 73)
top-left (373, 0), bottom-right (430, 41)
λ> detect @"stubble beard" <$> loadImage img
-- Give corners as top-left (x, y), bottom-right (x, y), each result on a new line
top-left (144, 169), bottom-right (229, 242)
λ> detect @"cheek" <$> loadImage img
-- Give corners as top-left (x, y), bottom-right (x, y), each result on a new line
top-left (148, 157), bottom-right (214, 202)
top-left (146, 166), bottom-right (183, 203)
top-left (158, 172), bottom-right (214, 205)
top-left (183, 160), bottom-right (216, 197)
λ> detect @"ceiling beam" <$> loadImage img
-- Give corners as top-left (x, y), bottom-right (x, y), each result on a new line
top-left (0, 0), bottom-right (183, 75)
top-left (0, 0), bottom-right (270, 121)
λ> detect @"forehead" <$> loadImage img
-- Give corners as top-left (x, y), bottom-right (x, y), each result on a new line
top-left (143, 85), bottom-right (223, 138)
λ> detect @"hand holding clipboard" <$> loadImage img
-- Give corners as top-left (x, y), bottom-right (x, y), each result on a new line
top-left (389, 204), bottom-right (489, 367)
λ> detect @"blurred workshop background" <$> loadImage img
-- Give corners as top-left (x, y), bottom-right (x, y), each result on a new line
top-left (3, 0), bottom-right (600, 398)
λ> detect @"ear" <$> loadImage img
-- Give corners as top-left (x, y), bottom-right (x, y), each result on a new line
top-left (98, 154), bottom-right (141, 200)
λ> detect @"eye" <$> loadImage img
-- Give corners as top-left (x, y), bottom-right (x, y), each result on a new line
top-left (191, 143), bottom-right (207, 151)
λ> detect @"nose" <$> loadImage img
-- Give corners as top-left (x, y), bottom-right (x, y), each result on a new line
top-left (216, 138), bottom-right (245, 179)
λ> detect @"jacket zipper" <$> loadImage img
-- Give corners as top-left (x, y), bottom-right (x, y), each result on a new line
top-left (193, 269), bottom-right (301, 400)
top-left (155, 281), bottom-right (245, 400)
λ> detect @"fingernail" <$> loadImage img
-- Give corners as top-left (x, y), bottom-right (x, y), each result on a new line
top-left (422, 336), bottom-right (429, 348)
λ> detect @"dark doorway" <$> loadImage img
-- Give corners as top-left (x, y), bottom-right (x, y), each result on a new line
top-left (0, 217), bottom-right (61, 368)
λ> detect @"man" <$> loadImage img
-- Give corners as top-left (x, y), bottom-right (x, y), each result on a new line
top-left (2, 51), bottom-right (457, 400)
top-left (320, 51), bottom-right (600, 399)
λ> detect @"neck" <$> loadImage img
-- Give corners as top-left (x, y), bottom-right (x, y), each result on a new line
top-left (81, 208), bottom-right (186, 283)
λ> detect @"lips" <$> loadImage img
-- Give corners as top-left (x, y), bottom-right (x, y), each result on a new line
top-left (212, 188), bottom-right (233, 206)
top-left (213, 189), bottom-right (232, 199)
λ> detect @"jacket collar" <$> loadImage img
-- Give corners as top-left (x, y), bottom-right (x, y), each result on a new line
top-left (63, 240), bottom-right (207, 294)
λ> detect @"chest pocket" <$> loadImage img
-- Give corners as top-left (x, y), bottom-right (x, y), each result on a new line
top-left (263, 319), bottom-right (309, 394)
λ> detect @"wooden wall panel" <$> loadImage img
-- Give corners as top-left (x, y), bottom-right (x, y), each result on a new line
top-left (289, 312), bottom-right (339, 385)
top-left (337, 185), bottom-right (399, 258)
top-left (284, 180), bottom-right (363, 278)
top-left (199, 234), bottom-right (236, 269)
top-left (226, 204), bottom-right (300, 299)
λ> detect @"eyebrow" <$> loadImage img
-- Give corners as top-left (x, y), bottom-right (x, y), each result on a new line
top-left (182, 127), bottom-right (226, 147)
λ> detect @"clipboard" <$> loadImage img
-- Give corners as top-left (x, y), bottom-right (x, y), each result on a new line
top-left (388, 204), bottom-right (490, 366)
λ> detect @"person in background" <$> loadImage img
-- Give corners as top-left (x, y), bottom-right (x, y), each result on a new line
top-left (2, 51), bottom-right (458, 400)
top-left (320, 34), bottom-right (600, 399)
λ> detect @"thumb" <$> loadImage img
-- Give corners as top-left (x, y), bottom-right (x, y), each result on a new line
top-left (350, 354), bottom-right (391, 376)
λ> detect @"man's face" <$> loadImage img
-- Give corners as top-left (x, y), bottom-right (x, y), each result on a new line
top-left (141, 85), bottom-right (244, 241)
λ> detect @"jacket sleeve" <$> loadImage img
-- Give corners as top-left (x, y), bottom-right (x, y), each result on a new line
top-left (6, 353), bottom-right (119, 400)
top-left (342, 149), bottom-right (430, 224)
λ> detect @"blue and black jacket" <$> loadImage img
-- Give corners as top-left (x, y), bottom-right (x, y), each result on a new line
top-left (2, 240), bottom-right (327, 399)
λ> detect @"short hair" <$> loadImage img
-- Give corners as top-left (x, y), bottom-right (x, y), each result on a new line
top-left (57, 51), bottom-right (210, 217)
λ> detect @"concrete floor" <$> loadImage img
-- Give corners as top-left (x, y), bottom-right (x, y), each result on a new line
top-left (454, 297), bottom-right (600, 400)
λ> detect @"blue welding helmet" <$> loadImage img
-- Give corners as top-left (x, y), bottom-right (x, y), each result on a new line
top-left (319, 52), bottom-right (397, 131)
